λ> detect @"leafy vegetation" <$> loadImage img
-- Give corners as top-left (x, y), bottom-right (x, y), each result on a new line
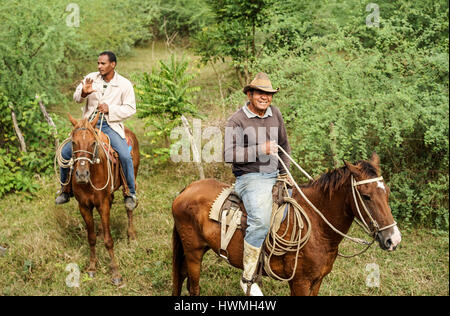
top-left (0, 1), bottom-right (447, 227)
top-left (135, 55), bottom-right (201, 163)
top-left (0, 0), bottom-right (448, 294)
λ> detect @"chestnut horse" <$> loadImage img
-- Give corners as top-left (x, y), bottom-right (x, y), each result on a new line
top-left (172, 152), bottom-right (401, 296)
top-left (67, 114), bottom-right (140, 285)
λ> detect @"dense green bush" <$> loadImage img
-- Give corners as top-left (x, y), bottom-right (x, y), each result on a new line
top-left (264, 47), bottom-right (447, 229)
top-left (0, 93), bottom-right (70, 197)
top-left (76, 0), bottom-right (159, 55)
top-left (193, 0), bottom-right (274, 84)
top-left (152, 0), bottom-right (213, 39)
top-left (0, 0), bottom-right (87, 196)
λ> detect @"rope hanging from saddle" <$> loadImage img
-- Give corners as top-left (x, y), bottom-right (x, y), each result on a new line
top-left (263, 178), bottom-right (312, 282)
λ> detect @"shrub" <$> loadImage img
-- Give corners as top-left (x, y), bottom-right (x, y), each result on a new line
top-left (135, 55), bottom-right (200, 163)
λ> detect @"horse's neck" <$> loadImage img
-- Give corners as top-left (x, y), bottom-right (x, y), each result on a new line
top-left (299, 184), bottom-right (354, 247)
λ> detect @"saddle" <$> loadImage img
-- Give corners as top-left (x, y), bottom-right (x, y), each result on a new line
top-left (209, 178), bottom-right (292, 261)
top-left (95, 129), bottom-right (135, 196)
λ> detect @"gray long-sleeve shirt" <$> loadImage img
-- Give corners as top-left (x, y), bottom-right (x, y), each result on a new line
top-left (224, 104), bottom-right (291, 176)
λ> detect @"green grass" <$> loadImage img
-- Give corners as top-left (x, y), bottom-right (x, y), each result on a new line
top-left (0, 42), bottom-right (448, 296)
top-left (0, 168), bottom-right (448, 296)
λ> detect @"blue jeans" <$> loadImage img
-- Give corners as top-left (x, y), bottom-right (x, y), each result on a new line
top-left (60, 120), bottom-right (136, 195)
top-left (234, 171), bottom-right (278, 248)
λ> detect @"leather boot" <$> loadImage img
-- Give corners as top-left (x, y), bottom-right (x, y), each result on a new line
top-left (124, 194), bottom-right (138, 211)
top-left (55, 184), bottom-right (72, 205)
top-left (240, 240), bottom-right (263, 296)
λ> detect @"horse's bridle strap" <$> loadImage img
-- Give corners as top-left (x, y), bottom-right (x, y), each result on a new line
top-left (353, 176), bottom-right (383, 186)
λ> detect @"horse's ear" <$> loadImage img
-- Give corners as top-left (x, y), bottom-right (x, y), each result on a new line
top-left (344, 160), bottom-right (360, 176)
top-left (90, 112), bottom-right (100, 128)
top-left (68, 114), bottom-right (78, 127)
top-left (370, 151), bottom-right (380, 169)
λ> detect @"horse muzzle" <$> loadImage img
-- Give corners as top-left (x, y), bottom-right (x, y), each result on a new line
top-left (376, 225), bottom-right (402, 251)
top-left (75, 169), bottom-right (90, 184)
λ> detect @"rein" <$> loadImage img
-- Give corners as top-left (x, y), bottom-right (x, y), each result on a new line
top-left (274, 145), bottom-right (397, 258)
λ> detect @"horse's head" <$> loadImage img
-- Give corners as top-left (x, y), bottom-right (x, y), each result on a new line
top-left (69, 113), bottom-right (100, 184)
top-left (344, 152), bottom-right (401, 251)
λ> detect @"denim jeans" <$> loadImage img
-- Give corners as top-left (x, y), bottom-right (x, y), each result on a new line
top-left (234, 171), bottom-right (278, 248)
top-left (60, 120), bottom-right (136, 195)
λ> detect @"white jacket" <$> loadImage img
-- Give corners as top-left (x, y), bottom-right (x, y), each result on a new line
top-left (73, 71), bottom-right (136, 139)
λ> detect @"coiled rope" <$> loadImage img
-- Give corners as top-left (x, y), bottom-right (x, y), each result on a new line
top-left (264, 179), bottom-right (312, 281)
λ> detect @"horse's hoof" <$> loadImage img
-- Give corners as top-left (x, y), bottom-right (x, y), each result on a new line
top-left (112, 277), bottom-right (123, 286)
top-left (128, 233), bottom-right (137, 241)
top-left (87, 271), bottom-right (96, 278)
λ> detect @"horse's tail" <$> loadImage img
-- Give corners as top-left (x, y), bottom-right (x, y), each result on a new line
top-left (172, 223), bottom-right (185, 296)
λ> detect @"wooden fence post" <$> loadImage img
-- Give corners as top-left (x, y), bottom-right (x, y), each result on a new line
top-left (181, 115), bottom-right (205, 179)
top-left (9, 105), bottom-right (27, 153)
top-left (36, 95), bottom-right (59, 149)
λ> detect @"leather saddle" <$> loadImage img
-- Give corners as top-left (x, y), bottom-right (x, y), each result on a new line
top-left (209, 180), bottom-right (292, 261)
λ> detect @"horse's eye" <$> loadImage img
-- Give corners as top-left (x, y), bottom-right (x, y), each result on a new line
top-left (362, 194), bottom-right (371, 201)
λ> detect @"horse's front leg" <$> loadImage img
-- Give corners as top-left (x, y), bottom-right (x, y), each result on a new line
top-left (126, 209), bottom-right (137, 241)
top-left (98, 201), bottom-right (122, 286)
top-left (79, 204), bottom-right (97, 277)
top-left (289, 277), bottom-right (314, 296)
top-left (289, 276), bottom-right (324, 296)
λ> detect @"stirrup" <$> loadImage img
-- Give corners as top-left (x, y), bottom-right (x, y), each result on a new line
top-left (240, 277), bottom-right (263, 296)
top-left (124, 194), bottom-right (138, 211)
top-left (55, 192), bottom-right (70, 205)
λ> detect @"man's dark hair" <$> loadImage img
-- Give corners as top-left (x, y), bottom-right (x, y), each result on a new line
top-left (99, 51), bottom-right (117, 63)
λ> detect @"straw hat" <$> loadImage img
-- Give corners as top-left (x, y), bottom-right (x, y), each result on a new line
top-left (243, 72), bottom-right (279, 94)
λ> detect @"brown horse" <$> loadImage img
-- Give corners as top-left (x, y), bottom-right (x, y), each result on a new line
top-left (68, 113), bottom-right (140, 285)
top-left (171, 152), bottom-right (401, 296)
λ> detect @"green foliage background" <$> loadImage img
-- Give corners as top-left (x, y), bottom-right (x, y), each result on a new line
top-left (0, 0), bottom-right (448, 230)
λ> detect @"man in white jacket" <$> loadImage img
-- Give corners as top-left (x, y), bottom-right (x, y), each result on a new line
top-left (56, 51), bottom-right (138, 210)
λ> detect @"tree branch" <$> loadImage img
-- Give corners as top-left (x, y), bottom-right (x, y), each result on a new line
top-left (9, 105), bottom-right (27, 153)
top-left (36, 95), bottom-right (59, 148)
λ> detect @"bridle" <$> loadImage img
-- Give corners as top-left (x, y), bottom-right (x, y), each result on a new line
top-left (351, 175), bottom-right (397, 238)
top-left (69, 126), bottom-right (114, 191)
top-left (71, 127), bottom-right (100, 166)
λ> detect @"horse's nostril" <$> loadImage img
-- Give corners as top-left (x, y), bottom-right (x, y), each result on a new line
top-left (385, 238), bottom-right (392, 248)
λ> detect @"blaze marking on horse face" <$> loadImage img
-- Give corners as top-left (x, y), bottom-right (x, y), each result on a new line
top-left (389, 225), bottom-right (402, 250)
top-left (377, 181), bottom-right (386, 193)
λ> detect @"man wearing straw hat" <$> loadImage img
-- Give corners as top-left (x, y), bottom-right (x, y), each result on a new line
top-left (225, 72), bottom-right (291, 296)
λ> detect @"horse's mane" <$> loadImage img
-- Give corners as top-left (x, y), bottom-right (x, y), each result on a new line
top-left (305, 161), bottom-right (379, 197)
top-left (72, 118), bottom-right (96, 133)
